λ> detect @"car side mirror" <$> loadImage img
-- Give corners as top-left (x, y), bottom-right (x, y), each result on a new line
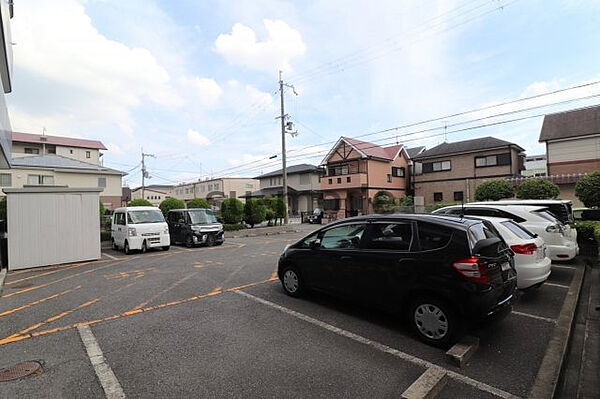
top-left (309, 239), bottom-right (321, 249)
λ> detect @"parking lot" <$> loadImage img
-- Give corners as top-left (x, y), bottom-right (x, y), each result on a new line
top-left (0, 225), bottom-right (584, 398)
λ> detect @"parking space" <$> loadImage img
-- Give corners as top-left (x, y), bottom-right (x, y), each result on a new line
top-left (0, 228), bottom-right (584, 398)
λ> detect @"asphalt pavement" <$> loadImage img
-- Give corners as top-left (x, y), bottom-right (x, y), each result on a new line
top-left (0, 225), bottom-right (590, 398)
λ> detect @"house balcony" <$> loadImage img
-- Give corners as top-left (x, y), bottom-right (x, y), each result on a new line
top-left (320, 172), bottom-right (368, 190)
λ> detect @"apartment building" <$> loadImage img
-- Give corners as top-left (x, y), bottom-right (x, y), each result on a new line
top-left (172, 178), bottom-right (258, 205)
top-left (523, 154), bottom-right (547, 177)
top-left (412, 136), bottom-right (524, 205)
top-left (130, 184), bottom-right (174, 206)
top-left (320, 137), bottom-right (410, 218)
top-left (12, 132), bottom-right (106, 165)
top-left (247, 164), bottom-right (323, 215)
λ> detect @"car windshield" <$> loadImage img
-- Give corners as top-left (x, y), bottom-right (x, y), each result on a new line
top-left (188, 209), bottom-right (218, 224)
top-left (128, 210), bottom-right (165, 224)
top-left (313, 208), bottom-right (322, 215)
top-left (501, 220), bottom-right (536, 240)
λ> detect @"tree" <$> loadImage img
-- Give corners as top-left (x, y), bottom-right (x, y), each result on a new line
top-left (128, 198), bottom-right (153, 207)
top-left (221, 198), bottom-right (244, 224)
top-left (187, 198), bottom-right (210, 209)
top-left (243, 199), bottom-right (267, 228)
top-left (159, 197), bottom-right (185, 216)
top-left (474, 179), bottom-right (514, 201)
top-left (373, 191), bottom-right (395, 213)
top-left (265, 208), bottom-right (275, 226)
top-left (575, 171), bottom-right (600, 208)
top-left (516, 178), bottom-right (560, 199)
top-left (271, 197), bottom-right (287, 225)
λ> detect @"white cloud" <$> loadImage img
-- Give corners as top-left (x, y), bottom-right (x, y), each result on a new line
top-left (520, 78), bottom-right (562, 98)
top-left (214, 19), bottom-right (306, 72)
top-left (186, 129), bottom-right (211, 146)
top-left (180, 77), bottom-right (223, 107)
top-left (9, 0), bottom-right (182, 136)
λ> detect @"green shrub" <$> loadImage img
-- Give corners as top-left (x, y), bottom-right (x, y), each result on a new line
top-left (474, 179), bottom-right (514, 201)
top-left (396, 195), bottom-right (414, 207)
top-left (516, 179), bottom-right (559, 199)
top-left (159, 197), bottom-right (185, 216)
top-left (426, 201), bottom-right (459, 212)
top-left (575, 171), bottom-right (600, 208)
top-left (373, 190), bottom-right (395, 213)
top-left (128, 198), bottom-right (153, 207)
top-left (99, 200), bottom-right (105, 220)
top-left (221, 198), bottom-right (244, 224)
top-left (244, 199), bottom-right (266, 228)
top-left (187, 198), bottom-right (210, 209)
top-left (575, 221), bottom-right (600, 245)
top-left (265, 208), bottom-right (275, 226)
top-left (267, 197), bottom-right (286, 225)
top-left (223, 223), bottom-right (246, 231)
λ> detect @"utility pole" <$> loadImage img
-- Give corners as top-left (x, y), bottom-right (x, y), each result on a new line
top-left (141, 148), bottom-right (156, 200)
top-left (278, 71), bottom-right (298, 225)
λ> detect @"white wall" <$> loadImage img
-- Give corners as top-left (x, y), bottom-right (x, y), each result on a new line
top-left (548, 136), bottom-right (600, 163)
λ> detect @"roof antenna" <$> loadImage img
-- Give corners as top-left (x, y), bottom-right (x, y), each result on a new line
top-left (459, 195), bottom-right (465, 219)
top-left (443, 122), bottom-right (447, 142)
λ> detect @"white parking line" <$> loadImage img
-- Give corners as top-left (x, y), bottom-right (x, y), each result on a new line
top-left (551, 264), bottom-right (576, 270)
top-left (512, 311), bottom-right (557, 324)
top-left (544, 282), bottom-right (570, 289)
top-left (101, 252), bottom-right (120, 261)
top-left (234, 290), bottom-right (519, 399)
top-left (78, 325), bottom-right (126, 399)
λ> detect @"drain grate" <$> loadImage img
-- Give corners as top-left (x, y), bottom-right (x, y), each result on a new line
top-left (0, 361), bottom-right (43, 382)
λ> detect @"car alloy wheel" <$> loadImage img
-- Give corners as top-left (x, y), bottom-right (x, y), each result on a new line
top-left (124, 241), bottom-right (131, 255)
top-left (414, 303), bottom-right (449, 341)
top-left (282, 267), bottom-right (303, 297)
top-left (185, 235), bottom-right (193, 248)
top-left (206, 234), bottom-right (215, 247)
top-left (141, 241), bottom-right (147, 254)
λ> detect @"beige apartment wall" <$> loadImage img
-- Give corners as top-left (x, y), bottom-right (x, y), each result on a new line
top-left (55, 146), bottom-right (101, 164)
top-left (366, 154), bottom-right (409, 196)
top-left (131, 188), bottom-right (170, 206)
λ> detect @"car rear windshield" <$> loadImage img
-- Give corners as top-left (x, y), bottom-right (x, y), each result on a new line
top-left (188, 209), bottom-right (217, 224)
top-left (534, 210), bottom-right (561, 224)
top-left (128, 210), bottom-right (165, 224)
top-left (468, 222), bottom-right (498, 245)
top-left (500, 220), bottom-right (536, 240)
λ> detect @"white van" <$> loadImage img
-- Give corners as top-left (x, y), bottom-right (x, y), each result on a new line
top-left (111, 206), bottom-right (170, 254)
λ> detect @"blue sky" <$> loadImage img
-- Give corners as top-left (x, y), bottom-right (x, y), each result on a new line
top-left (6, 0), bottom-right (600, 187)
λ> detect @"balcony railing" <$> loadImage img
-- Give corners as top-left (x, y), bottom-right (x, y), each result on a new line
top-left (320, 172), bottom-right (368, 188)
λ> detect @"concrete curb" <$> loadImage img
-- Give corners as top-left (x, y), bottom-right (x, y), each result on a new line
top-left (0, 268), bottom-right (6, 296)
top-left (529, 261), bottom-right (586, 399)
top-left (228, 229), bottom-right (300, 239)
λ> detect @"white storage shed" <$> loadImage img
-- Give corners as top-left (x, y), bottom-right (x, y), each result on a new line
top-left (4, 186), bottom-right (103, 270)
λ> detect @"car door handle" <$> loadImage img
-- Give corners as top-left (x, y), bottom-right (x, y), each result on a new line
top-left (398, 258), bottom-right (416, 263)
top-left (340, 256), bottom-right (353, 261)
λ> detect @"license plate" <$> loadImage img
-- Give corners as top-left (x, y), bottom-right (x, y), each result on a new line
top-left (501, 262), bottom-right (511, 271)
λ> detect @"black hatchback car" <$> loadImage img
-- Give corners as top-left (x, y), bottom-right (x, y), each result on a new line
top-left (277, 214), bottom-right (517, 347)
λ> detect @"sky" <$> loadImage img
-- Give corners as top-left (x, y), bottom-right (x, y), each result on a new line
top-left (6, 0), bottom-right (600, 188)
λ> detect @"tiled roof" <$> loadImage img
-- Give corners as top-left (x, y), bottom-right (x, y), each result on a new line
top-left (406, 146), bottom-right (426, 158)
top-left (12, 132), bottom-right (107, 150)
top-left (11, 154), bottom-right (125, 175)
top-left (256, 164), bottom-right (323, 179)
top-left (539, 105), bottom-right (600, 142)
top-left (342, 137), bottom-right (401, 160)
top-left (412, 136), bottom-right (523, 160)
top-left (131, 184), bottom-right (174, 193)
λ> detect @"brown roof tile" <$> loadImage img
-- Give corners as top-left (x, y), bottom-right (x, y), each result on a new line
top-left (539, 105), bottom-right (600, 142)
top-left (12, 132), bottom-right (107, 150)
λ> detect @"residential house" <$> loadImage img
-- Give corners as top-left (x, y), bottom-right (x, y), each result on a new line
top-left (2, 155), bottom-right (125, 209)
top-left (406, 146), bottom-right (426, 196)
top-left (412, 136), bottom-right (524, 205)
top-left (131, 184), bottom-right (174, 206)
top-left (523, 154), bottom-right (547, 177)
top-left (320, 137), bottom-right (410, 218)
top-left (247, 164), bottom-right (323, 215)
top-left (172, 178), bottom-right (258, 206)
top-left (537, 105), bottom-right (600, 204)
top-left (12, 132), bottom-right (106, 165)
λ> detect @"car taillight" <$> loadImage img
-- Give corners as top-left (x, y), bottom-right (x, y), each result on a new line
top-left (452, 257), bottom-right (490, 284)
top-left (510, 243), bottom-right (537, 255)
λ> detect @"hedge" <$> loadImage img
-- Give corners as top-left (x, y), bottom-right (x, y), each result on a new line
top-left (223, 223), bottom-right (246, 231)
top-left (575, 221), bottom-right (600, 245)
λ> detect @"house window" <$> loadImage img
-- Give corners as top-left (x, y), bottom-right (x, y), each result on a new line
top-left (387, 174), bottom-right (392, 183)
top-left (245, 183), bottom-right (253, 189)
top-left (70, 149), bottom-right (73, 154)
top-left (86, 151), bottom-right (91, 158)
top-left (423, 161), bottom-right (451, 173)
top-left (47, 147), bottom-right (56, 154)
top-left (328, 178), bottom-right (332, 184)
top-left (475, 153), bottom-right (511, 168)
top-left (434, 192), bottom-right (443, 202)
top-left (337, 177), bottom-right (342, 184)
top-left (346, 176), bottom-right (351, 183)
top-left (323, 199), bottom-right (340, 210)
top-left (98, 177), bottom-right (106, 188)
top-left (27, 175), bottom-right (54, 185)
top-left (392, 167), bottom-right (405, 177)
top-left (328, 165), bottom-right (349, 176)
top-left (24, 147), bottom-right (40, 154)
top-left (214, 183), bottom-right (220, 191)
top-left (0, 173), bottom-right (11, 187)
top-left (454, 191), bottom-right (464, 201)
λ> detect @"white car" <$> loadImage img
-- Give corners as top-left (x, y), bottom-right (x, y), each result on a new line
top-left (432, 204), bottom-right (579, 261)
top-left (111, 206), bottom-right (170, 254)
top-left (466, 216), bottom-right (551, 289)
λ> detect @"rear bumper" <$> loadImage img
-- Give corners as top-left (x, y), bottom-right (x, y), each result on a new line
top-left (516, 256), bottom-right (552, 289)
top-left (547, 242), bottom-right (578, 261)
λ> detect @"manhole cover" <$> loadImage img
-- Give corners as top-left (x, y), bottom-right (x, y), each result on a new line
top-left (0, 362), bottom-right (43, 382)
